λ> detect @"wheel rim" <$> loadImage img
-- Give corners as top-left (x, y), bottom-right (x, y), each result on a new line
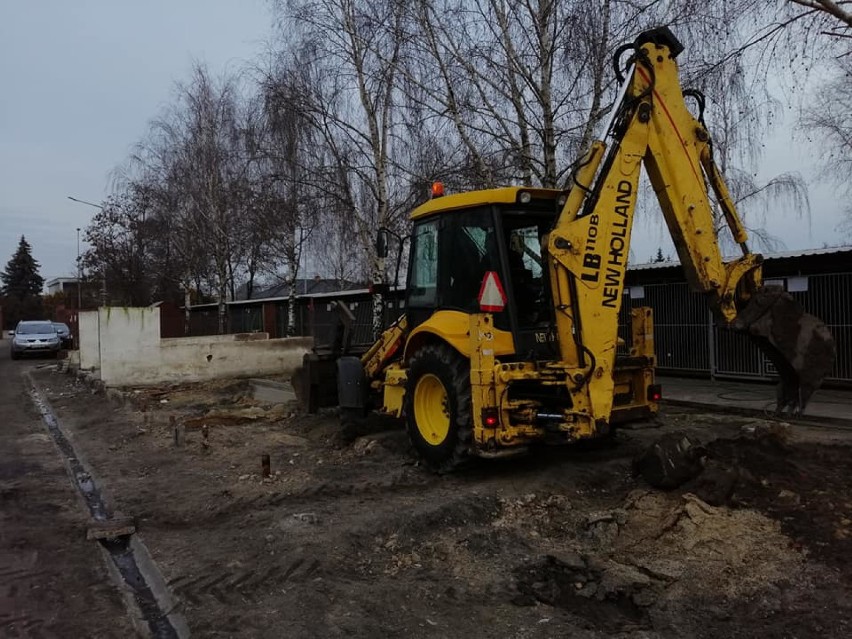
top-left (413, 373), bottom-right (451, 445)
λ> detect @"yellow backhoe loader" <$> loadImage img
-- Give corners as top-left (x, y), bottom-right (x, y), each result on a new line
top-left (318, 27), bottom-right (835, 470)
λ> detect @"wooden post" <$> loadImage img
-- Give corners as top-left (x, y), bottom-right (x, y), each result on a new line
top-left (172, 416), bottom-right (185, 447)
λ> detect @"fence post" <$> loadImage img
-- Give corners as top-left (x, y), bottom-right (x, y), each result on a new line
top-left (263, 302), bottom-right (277, 338)
top-left (707, 309), bottom-right (716, 381)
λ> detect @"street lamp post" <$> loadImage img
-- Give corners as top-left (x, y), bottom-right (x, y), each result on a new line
top-left (67, 196), bottom-right (106, 307)
top-left (76, 227), bottom-right (82, 310)
top-left (68, 196), bottom-right (103, 209)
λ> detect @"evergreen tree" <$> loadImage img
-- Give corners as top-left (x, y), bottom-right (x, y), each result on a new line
top-left (2, 236), bottom-right (44, 299)
top-left (1, 236), bottom-right (44, 326)
top-left (653, 248), bottom-right (665, 263)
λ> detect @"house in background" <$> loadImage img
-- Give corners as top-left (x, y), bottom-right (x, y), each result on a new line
top-left (45, 277), bottom-right (81, 298)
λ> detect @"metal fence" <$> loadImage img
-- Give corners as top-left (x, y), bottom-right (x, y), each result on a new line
top-left (185, 271), bottom-right (851, 384)
top-left (183, 305), bottom-right (264, 336)
top-left (308, 290), bottom-right (406, 349)
top-left (275, 302), bottom-right (309, 338)
top-left (622, 282), bottom-right (711, 373)
top-left (622, 272), bottom-right (852, 383)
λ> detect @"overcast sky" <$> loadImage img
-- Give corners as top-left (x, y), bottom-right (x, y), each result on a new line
top-left (1, 1), bottom-right (847, 284)
top-left (0, 0), bottom-right (270, 282)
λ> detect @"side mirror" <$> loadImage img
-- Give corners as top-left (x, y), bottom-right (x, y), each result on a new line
top-left (376, 229), bottom-right (389, 259)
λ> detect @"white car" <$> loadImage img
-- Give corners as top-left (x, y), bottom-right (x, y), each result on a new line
top-left (10, 321), bottom-right (61, 360)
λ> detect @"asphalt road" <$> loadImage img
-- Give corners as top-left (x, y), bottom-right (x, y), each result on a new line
top-left (0, 344), bottom-right (133, 638)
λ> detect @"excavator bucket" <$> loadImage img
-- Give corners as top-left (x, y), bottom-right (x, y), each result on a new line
top-left (733, 287), bottom-right (836, 415)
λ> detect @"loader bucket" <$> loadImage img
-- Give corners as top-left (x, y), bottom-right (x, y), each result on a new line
top-left (732, 287), bottom-right (836, 415)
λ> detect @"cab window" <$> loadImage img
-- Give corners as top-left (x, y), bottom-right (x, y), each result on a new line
top-left (408, 220), bottom-right (438, 307)
top-left (501, 213), bottom-right (551, 327)
top-left (440, 208), bottom-right (495, 312)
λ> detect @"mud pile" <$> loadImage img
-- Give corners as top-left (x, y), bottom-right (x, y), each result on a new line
top-left (511, 489), bottom-right (802, 631)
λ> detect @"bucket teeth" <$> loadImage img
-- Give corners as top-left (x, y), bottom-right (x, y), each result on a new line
top-left (732, 287), bottom-right (836, 415)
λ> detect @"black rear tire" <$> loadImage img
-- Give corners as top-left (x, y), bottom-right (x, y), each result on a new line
top-left (404, 343), bottom-right (472, 472)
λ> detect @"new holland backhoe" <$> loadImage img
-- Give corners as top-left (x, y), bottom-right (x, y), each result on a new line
top-left (323, 27), bottom-right (836, 470)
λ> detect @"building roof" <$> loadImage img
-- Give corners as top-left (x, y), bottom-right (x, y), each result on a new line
top-left (629, 245), bottom-right (852, 271)
top-left (45, 276), bottom-right (80, 286)
top-left (235, 278), bottom-right (363, 301)
top-left (188, 284), bottom-right (407, 310)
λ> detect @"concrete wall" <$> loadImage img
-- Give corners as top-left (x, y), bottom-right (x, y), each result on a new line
top-left (79, 310), bottom-right (101, 371)
top-left (79, 307), bottom-right (311, 387)
top-left (97, 307), bottom-right (160, 386)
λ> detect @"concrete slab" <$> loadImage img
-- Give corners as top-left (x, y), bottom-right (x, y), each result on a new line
top-left (659, 375), bottom-right (852, 425)
top-left (250, 378), bottom-right (296, 405)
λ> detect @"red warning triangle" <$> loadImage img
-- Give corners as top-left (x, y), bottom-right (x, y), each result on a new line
top-left (478, 271), bottom-right (507, 312)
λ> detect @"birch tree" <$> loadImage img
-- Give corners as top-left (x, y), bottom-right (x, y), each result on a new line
top-left (94, 0), bottom-right (852, 336)
top-left (116, 109), bottom-right (210, 331)
top-left (278, 0), bottom-right (408, 338)
top-left (403, 2), bottom-right (654, 187)
top-left (255, 59), bottom-right (319, 334)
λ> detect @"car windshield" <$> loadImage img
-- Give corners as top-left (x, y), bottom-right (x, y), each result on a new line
top-left (53, 323), bottom-right (69, 332)
top-left (18, 323), bottom-right (56, 334)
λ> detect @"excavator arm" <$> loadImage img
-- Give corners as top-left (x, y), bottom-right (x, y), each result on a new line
top-left (548, 27), bottom-right (835, 418)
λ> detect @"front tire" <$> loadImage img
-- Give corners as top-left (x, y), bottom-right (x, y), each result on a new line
top-left (404, 344), bottom-right (472, 471)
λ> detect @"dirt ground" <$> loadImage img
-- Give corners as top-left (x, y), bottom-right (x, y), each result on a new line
top-left (0, 350), bottom-right (133, 638)
top-left (27, 367), bottom-right (852, 638)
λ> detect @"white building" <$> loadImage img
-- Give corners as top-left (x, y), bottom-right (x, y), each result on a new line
top-left (45, 277), bottom-right (80, 296)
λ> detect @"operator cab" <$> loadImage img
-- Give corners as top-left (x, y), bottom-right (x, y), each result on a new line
top-left (405, 187), bottom-right (567, 360)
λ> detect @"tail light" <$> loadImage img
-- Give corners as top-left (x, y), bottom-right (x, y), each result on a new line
top-left (647, 384), bottom-right (662, 402)
top-left (481, 408), bottom-right (500, 427)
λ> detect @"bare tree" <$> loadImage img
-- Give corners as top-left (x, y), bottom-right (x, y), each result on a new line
top-left (93, 0), bottom-right (852, 339)
top-left (112, 65), bottom-right (254, 333)
top-left (788, 0), bottom-right (852, 32)
top-left (802, 58), bottom-right (852, 235)
top-left (276, 0), bottom-right (408, 337)
top-left (401, 1), bottom-right (687, 189)
top-left (81, 189), bottom-right (155, 306)
top-left (115, 100), bottom-right (211, 331)
top-left (254, 56), bottom-right (319, 334)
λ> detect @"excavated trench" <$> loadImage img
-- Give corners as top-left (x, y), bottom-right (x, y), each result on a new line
top-left (28, 377), bottom-right (184, 639)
